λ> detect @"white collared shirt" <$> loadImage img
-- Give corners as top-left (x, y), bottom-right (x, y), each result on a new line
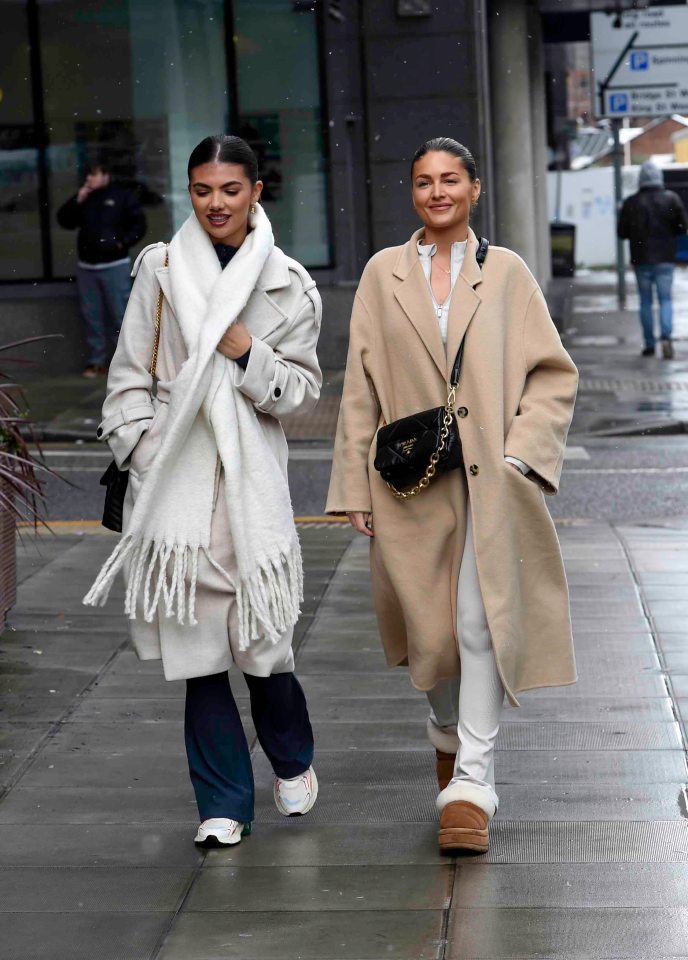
top-left (416, 238), bottom-right (467, 346)
top-left (415, 237), bottom-right (530, 478)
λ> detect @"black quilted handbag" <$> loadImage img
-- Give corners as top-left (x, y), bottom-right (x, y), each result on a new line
top-left (373, 238), bottom-right (488, 500)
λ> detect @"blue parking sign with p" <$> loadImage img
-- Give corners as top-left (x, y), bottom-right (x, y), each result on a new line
top-left (630, 51), bottom-right (649, 71)
top-left (609, 93), bottom-right (629, 114)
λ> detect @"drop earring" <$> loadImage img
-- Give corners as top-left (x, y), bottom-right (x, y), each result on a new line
top-left (250, 203), bottom-right (256, 214)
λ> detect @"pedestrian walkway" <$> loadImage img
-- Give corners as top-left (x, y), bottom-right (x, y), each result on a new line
top-left (563, 266), bottom-right (688, 436)
top-left (22, 266), bottom-right (688, 445)
top-left (1, 517), bottom-right (687, 959)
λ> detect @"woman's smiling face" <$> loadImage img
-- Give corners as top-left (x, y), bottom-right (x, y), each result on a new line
top-left (188, 161), bottom-right (262, 246)
top-left (411, 150), bottom-right (480, 235)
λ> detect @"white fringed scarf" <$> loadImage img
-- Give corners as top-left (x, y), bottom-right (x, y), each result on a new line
top-left (84, 206), bottom-right (303, 650)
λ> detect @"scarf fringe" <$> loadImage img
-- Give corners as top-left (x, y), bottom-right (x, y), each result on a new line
top-left (83, 534), bottom-right (303, 647)
top-left (236, 540), bottom-right (304, 651)
top-left (82, 535), bottom-right (135, 609)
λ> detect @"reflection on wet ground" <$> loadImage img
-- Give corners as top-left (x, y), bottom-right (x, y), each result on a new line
top-left (564, 267), bottom-right (688, 435)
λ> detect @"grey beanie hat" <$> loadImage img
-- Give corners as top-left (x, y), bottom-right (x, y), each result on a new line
top-left (638, 161), bottom-right (664, 188)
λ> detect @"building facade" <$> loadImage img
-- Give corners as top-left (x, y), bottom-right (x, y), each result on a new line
top-left (2, 0), bottom-right (563, 369)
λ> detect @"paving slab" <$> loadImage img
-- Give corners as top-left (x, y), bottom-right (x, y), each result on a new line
top-left (496, 782), bottom-right (686, 821)
top-left (452, 862), bottom-right (688, 907)
top-left (66, 696), bottom-right (190, 723)
top-left (3, 913), bottom-right (173, 960)
top-left (0, 865), bottom-right (193, 912)
top-left (500, 696), bottom-right (674, 722)
top-left (185, 864), bottom-right (452, 912)
top-left (0, 823), bottom-right (203, 866)
top-left (446, 907), bottom-right (688, 959)
top-left (0, 785), bottom-right (198, 824)
top-left (157, 909), bottom-right (444, 960)
top-left (661, 651), bottom-right (688, 674)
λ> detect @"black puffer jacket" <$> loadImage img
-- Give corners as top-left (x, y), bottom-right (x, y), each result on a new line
top-left (57, 182), bottom-right (146, 265)
top-left (618, 186), bottom-right (687, 265)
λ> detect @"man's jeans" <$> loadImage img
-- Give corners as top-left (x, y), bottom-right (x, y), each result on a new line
top-left (634, 263), bottom-right (674, 349)
top-left (76, 261), bottom-right (131, 366)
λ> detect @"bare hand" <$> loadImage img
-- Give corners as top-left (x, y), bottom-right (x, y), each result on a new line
top-left (217, 321), bottom-right (252, 360)
top-left (347, 511), bottom-right (373, 538)
top-left (77, 184), bottom-right (93, 204)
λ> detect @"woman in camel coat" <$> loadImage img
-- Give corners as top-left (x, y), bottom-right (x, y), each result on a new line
top-left (326, 137), bottom-right (578, 854)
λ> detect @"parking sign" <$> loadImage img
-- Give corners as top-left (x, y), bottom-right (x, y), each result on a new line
top-left (591, 7), bottom-right (688, 118)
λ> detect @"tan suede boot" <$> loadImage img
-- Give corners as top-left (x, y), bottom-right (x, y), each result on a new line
top-left (438, 800), bottom-right (489, 854)
top-left (435, 750), bottom-right (456, 791)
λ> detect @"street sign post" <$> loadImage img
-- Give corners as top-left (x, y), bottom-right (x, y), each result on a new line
top-left (591, 7), bottom-right (688, 309)
top-left (591, 6), bottom-right (688, 119)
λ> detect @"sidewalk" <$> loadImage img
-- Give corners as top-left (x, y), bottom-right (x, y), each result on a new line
top-left (20, 266), bottom-right (688, 446)
top-left (1, 518), bottom-right (687, 959)
top-left (562, 266), bottom-right (688, 437)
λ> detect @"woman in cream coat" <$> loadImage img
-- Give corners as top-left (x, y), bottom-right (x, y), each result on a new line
top-left (327, 138), bottom-right (578, 853)
top-left (88, 135), bottom-right (321, 847)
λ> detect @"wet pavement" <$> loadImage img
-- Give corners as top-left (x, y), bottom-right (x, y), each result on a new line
top-left (562, 266), bottom-right (688, 436)
top-left (2, 267), bottom-right (688, 957)
top-left (1, 517), bottom-right (688, 958)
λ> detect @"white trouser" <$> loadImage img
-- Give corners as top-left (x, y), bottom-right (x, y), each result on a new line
top-left (425, 506), bottom-right (504, 814)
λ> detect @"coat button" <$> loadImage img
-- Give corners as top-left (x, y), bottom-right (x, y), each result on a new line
top-left (96, 427), bottom-right (103, 439)
top-left (457, 406), bottom-right (468, 418)
top-left (274, 387), bottom-right (282, 398)
top-left (469, 464), bottom-right (479, 476)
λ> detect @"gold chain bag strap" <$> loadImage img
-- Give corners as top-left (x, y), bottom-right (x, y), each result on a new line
top-left (149, 246), bottom-right (169, 378)
top-left (100, 244), bottom-right (169, 532)
top-left (373, 237), bottom-right (489, 501)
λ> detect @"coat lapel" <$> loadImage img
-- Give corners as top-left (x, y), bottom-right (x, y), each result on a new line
top-left (393, 232), bottom-right (446, 380)
top-left (445, 228), bottom-right (483, 380)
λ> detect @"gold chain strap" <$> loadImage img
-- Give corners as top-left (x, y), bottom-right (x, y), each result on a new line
top-left (386, 384), bottom-right (457, 500)
top-left (149, 246), bottom-right (169, 378)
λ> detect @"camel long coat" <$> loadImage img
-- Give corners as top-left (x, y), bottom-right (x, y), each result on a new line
top-left (326, 228), bottom-right (578, 705)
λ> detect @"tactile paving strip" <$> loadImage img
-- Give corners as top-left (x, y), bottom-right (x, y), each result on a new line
top-left (496, 722), bottom-right (683, 751)
top-left (453, 820), bottom-right (688, 864)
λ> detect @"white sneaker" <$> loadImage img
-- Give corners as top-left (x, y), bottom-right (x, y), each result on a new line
top-left (194, 818), bottom-right (249, 847)
top-left (274, 766), bottom-right (318, 817)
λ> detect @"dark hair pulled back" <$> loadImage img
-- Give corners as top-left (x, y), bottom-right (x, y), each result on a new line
top-left (411, 137), bottom-right (477, 182)
top-left (187, 134), bottom-right (259, 184)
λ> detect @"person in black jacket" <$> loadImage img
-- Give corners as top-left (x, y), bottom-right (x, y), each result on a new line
top-left (58, 161), bottom-right (146, 376)
top-left (618, 161), bottom-right (687, 359)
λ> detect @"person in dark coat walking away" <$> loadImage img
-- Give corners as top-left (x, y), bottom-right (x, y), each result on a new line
top-left (617, 161), bottom-right (687, 359)
top-left (58, 160), bottom-right (146, 377)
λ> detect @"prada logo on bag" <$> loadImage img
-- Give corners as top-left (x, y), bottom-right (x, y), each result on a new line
top-left (398, 437), bottom-right (418, 456)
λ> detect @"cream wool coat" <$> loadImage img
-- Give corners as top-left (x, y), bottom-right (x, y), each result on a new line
top-left (326, 228), bottom-right (578, 705)
top-left (99, 240), bottom-right (321, 680)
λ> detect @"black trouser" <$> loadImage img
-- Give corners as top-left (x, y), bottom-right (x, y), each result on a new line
top-left (184, 670), bottom-right (314, 823)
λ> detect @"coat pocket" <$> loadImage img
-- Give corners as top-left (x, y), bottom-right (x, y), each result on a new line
top-left (129, 403), bottom-right (168, 479)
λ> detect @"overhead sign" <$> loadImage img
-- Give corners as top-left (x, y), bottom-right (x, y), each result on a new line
top-left (591, 6), bottom-right (688, 118)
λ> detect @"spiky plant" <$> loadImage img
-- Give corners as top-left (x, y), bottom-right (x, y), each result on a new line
top-left (0, 337), bottom-right (59, 525)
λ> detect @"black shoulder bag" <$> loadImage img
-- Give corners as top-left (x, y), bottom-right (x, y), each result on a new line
top-left (373, 237), bottom-right (489, 500)
top-left (100, 247), bottom-right (168, 531)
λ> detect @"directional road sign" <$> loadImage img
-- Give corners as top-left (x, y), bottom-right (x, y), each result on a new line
top-left (591, 6), bottom-right (688, 118)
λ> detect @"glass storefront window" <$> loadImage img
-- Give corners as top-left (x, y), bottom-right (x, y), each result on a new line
top-left (0, 2), bottom-right (42, 280)
top-left (233, 0), bottom-right (330, 267)
top-left (2, 1), bottom-right (330, 281)
top-left (39, 0), bottom-right (228, 276)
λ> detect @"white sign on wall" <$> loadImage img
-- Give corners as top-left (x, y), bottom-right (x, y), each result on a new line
top-left (591, 6), bottom-right (688, 118)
